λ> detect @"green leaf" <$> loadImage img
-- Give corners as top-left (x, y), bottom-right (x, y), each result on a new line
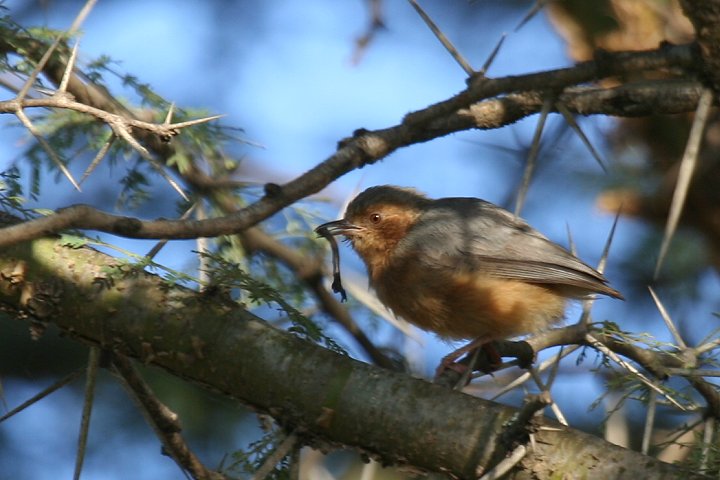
top-left (58, 233), bottom-right (88, 249)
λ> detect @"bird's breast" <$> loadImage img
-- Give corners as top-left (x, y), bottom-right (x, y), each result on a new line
top-left (371, 259), bottom-right (567, 341)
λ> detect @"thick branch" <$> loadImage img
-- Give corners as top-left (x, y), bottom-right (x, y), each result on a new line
top-left (0, 234), bottom-right (702, 479)
top-left (405, 43), bottom-right (699, 125)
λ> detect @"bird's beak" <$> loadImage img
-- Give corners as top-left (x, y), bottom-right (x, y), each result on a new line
top-left (315, 219), bottom-right (361, 237)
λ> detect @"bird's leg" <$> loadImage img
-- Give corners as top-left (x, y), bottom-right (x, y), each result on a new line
top-left (480, 342), bottom-right (502, 366)
top-left (434, 336), bottom-right (495, 379)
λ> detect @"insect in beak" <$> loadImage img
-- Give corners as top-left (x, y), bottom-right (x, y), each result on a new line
top-left (315, 220), bottom-right (355, 302)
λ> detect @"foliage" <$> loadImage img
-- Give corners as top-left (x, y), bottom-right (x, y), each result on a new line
top-left (202, 252), bottom-right (346, 355)
top-left (225, 422), bottom-right (292, 479)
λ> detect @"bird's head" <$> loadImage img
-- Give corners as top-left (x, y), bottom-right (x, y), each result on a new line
top-left (316, 186), bottom-right (430, 273)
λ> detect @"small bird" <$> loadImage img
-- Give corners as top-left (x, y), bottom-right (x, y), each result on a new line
top-left (316, 185), bottom-right (623, 376)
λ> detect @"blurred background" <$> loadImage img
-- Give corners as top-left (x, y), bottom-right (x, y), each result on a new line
top-left (0, 1), bottom-right (717, 478)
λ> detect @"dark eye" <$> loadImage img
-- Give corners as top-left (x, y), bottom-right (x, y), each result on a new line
top-left (369, 213), bottom-right (382, 224)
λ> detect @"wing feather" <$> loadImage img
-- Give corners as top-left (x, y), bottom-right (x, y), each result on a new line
top-left (394, 197), bottom-right (622, 299)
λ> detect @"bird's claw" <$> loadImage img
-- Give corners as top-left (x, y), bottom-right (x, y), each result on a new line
top-left (434, 360), bottom-right (469, 381)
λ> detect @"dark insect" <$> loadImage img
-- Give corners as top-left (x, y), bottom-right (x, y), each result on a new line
top-left (315, 224), bottom-right (348, 302)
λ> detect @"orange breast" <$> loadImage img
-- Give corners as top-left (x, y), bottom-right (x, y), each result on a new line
top-left (372, 263), bottom-right (567, 341)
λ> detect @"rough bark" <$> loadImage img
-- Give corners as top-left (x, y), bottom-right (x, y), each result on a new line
top-left (0, 234), bottom-right (703, 479)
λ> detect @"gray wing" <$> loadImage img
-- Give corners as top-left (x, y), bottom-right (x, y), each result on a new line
top-left (395, 198), bottom-right (622, 299)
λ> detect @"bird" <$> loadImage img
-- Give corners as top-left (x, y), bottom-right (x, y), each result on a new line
top-left (316, 185), bottom-right (623, 377)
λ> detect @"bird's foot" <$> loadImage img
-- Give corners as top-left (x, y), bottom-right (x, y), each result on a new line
top-left (433, 358), bottom-right (470, 381)
top-left (433, 338), bottom-right (499, 384)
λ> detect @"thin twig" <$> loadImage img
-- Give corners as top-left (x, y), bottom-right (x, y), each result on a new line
top-left (74, 346), bottom-right (100, 480)
top-left (648, 287), bottom-right (687, 349)
top-left (665, 368), bottom-right (720, 377)
top-left (655, 418), bottom-right (704, 452)
top-left (240, 228), bottom-right (398, 369)
top-left (0, 369), bottom-right (83, 423)
top-left (480, 33), bottom-right (507, 75)
top-left (597, 208), bottom-right (621, 276)
top-left (546, 346), bottom-right (563, 389)
top-left (695, 338), bottom-right (720, 356)
top-left (164, 102), bottom-right (175, 125)
top-left (109, 121), bottom-right (188, 200)
top-left (407, 0), bottom-right (475, 76)
top-left (491, 345), bottom-right (579, 400)
top-left (654, 88), bottom-right (713, 279)
top-left (144, 203), bottom-right (197, 260)
top-left (566, 223), bottom-right (577, 256)
top-left (688, 378), bottom-right (720, 418)
top-left (477, 445), bottom-right (527, 480)
top-left (579, 215), bottom-right (620, 326)
top-left (700, 416), bottom-right (714, 472)
top-left (604, 392), bottom-right (630, 447)
top-left (58, 41), bottom-right (80, 93)
top-left (17, 36), bottom-right (63, 101)
top-left (80, 134), bottom-right (115, 184)
top-left (195, 204), bottom-right (211, 286)
top-left (250, 432), bottom-right (299, 480)
top-left (19, 0), bottom-right (96, 100)
top-left (641, 390), bottom-right (657, 455)
top-left (556, 101), bottom-right (607, 172)
top-left (0, 96), bottom-right (224, 134)
top-left (515, 0), bottom-right (550, 32)
top-left (457, 347), bottom-right (481, 390)
top-left (651, 398), bottom-right (702, 411)
top-left (515, 97), bottom-right (552, 216)
top-left (15, 108), bottom-right (81, 191)
top-left (585, 333), bottom-right (685, 410)
top-left (67, 0), bottom-right (98, 36)
top-left (479, 392), bottom-right (550, 478)
top-left (529, 368), bottom-right (568, 426)
top-left (110, 354), bottom-right (227, 480)
top-left (351, 0), bottom-right (385, 65)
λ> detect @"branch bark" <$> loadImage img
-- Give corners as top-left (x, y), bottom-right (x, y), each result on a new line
top-left (0, 233), bottom-right (703, 479)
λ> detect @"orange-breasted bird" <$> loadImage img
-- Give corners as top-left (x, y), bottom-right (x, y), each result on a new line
top-left (316, 185), bottom-right (623, 376)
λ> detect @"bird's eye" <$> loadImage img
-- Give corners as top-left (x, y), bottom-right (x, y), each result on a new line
top-left (369, 212), bottom-right (382, 224)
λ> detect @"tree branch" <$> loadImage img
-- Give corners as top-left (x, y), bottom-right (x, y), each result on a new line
top-left (110, 353), bottom-right (228, 480)
top-left (0, 83), bottom-right (705, 248)
top-left (0, 229), bottom-right (704, 479)
top-left (680, 1), bottom-right (720, 93)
